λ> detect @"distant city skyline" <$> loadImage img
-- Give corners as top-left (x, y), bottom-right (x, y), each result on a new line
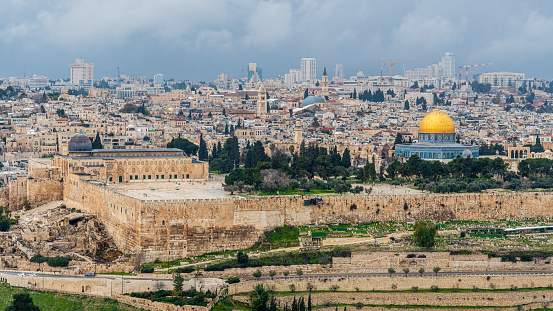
top-left (2, 0), bottom-right (553, 80)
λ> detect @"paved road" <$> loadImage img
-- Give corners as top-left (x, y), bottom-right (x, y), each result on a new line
top-left (246, 270), bottom-right (553, 280)
top-left (0, 270), bottom-right (173, 282)
top-left (4, 269), bottom-right (553, 282)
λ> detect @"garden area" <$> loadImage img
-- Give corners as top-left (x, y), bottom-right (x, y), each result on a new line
top-left (0, 283), bottom-right (142, 311)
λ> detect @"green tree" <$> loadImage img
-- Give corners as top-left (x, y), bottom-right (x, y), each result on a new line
top-left (341, 148), bottom-right (351, 168)
top-left (91, 132), bottom-right (103, 149)
top-left (245, 141), bottom-right (270, 168)
top-left (394, 133), bottom-right (404, 146)
top-left (250, 284), bottom-right (270, 311)
top-left (198, 134), bottom-right (208, 161)
top-left (237, 251), bottom-right (249, 266)
top-left (413, 220), bottom-right (437, 248)
top-left (304, 88), bottom-right (309, 99)
top-left (404, 100), bottom-right (410, 110)
top-left (433, 266), bottom-right (441, 276)
top-left (253, 269), bottom-right (262, 280)
top-left (5, 293), bottom-right (40, 311)
top-left (388, 267), bottom-right (396, 276)
top-left (311, 117), bottom-right (320, 128)
top-left (0, 219), bottom-right (10, 232)
top-left (167, 137), bottom-right (199, 156)
top-left (173, 272), bottom-right (184, 292)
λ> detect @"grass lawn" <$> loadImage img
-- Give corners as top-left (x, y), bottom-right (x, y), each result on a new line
top-left (0, 283), bottom-right (144, 311)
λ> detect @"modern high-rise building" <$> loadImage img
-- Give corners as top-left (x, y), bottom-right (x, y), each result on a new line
top-left (334, 64), bottom-right (345, 81)
top-left (70, 58), bottom-right (94, 87)
top-left (301, 58), bottom-right (316, 82)
top-left (248, 63), bottom-right (262, 83)
top-left (439, 52), bottom-right (455, 79)
top-left (153, 73), bottom-right (164, 86)
top-left (285, 69), bottom-right (301, 88)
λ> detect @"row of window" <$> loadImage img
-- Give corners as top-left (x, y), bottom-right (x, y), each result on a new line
top-left (396, 151), bottom-right (460, 159)
top-left (130, 166), bottom-right (187, 173)
top-left (418, 134), bottom-right (455, 141)
top-left (108, 174), bottom-right (190, 182)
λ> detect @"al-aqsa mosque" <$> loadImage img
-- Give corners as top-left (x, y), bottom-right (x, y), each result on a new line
top-left (394, 109), bottom-right (479, 161)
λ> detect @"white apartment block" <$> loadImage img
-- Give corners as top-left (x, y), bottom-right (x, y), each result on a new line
top-left (70, 58), bottom-right (94, 87)
top-left (478, 72), bottom-right (525, 87)
top-left (301, 58), bottom-right (316, 82)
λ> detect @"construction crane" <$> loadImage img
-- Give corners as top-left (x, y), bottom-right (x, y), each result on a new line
top-left (382, 59), bottom-right (420, 79)
top-left (456, 70), bottom-right (476, 90)
top-left (459, 63), bottom-right (492, 83)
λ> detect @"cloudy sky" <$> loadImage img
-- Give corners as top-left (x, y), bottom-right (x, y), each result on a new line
top-left (2, 0), bottom-right (553, 81)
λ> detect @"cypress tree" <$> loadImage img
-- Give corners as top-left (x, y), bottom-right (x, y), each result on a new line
top-left (198, 134), bottom-right (208, 161)
top-left (92, 132), bottom-right (103, 149)
top-left (341, 148), bottom-right (351, 168)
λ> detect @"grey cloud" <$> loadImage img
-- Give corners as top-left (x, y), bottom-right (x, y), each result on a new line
top-left (1, 0), bottom-right (553, 80)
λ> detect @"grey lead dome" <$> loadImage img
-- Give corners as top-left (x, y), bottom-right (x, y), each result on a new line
top-left (68, 134), bottom-right (93, 152)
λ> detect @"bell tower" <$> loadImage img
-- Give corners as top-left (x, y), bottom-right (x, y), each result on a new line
top-left (257, 84), bottom-right (267, 116)
top-left (321, 67), bottom-right (329, 97)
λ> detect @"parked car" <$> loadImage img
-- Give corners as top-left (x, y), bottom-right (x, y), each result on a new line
top-left (84, 272), bottom-right (95, 277)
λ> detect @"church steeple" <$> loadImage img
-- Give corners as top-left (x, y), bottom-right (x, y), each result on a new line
top-left (321, 67), bottom-right (329, 97)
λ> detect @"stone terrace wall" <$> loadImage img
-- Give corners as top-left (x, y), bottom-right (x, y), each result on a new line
top-left (228, 274), bottom-right (553, 294)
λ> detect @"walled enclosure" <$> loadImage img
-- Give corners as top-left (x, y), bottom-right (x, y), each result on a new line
top-left (60, 173), bottom-right (553, 261)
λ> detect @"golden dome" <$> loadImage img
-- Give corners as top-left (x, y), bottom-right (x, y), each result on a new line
top-left (418, 110), bottom-right (455, 134)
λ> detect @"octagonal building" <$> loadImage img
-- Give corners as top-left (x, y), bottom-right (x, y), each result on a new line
top-left (394, 109), bottom-right (479, 161)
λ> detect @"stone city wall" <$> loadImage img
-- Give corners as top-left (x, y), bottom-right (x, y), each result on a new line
top-left (59, 177), bottom-right (553, 259)
top-left (7, 177), bottom-right (62, 210)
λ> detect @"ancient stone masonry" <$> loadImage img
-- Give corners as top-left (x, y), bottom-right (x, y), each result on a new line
top-left (58, 174), bottom-right (553, 260)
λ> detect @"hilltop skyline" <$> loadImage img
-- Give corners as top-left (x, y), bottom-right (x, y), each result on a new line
top-left (2, 0), bottom-right (553, 80)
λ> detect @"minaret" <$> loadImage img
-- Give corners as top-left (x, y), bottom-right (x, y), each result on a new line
top-left (294, 121), bottom-right (303, 145)
top-left (321, 67), bottom-right (329, 97)
top-left (257, 84), bottom-right (267, 116)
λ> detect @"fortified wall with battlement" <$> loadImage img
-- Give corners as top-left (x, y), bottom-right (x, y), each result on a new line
top-left (60, 172), bottom-right (553, 261)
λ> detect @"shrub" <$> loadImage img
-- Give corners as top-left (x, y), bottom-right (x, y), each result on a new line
top-left (430, 285), bottom-right (439, 292)
top-left (0, 219), bottom-right (10, 232)
top-left (174, 267), bottom-right (195, 274)
top-left (30, 255), bottom-right (47, 264)
top-left (46, 256), bottom-right (70, 267)
top-left (226, 277), bottom-right (240, 284)
top-left (204, 263), bottom-right (232, 271)
top-left (141, 266), bottom-right (154, 273)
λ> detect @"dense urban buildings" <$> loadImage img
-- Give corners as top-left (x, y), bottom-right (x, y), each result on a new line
top-left (2, 53), bottom-right (553, 310)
